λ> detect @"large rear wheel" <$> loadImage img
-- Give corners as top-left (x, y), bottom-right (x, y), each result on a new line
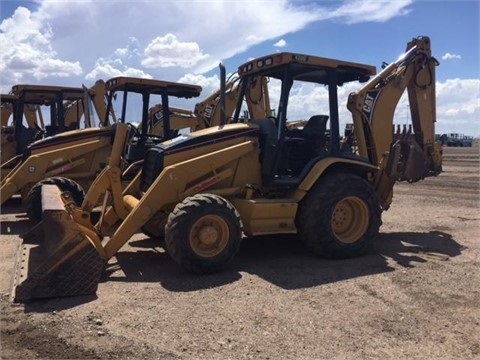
top-left (165, 194), bottom-right (243, 273)
top-left (26, 177), bottom-right (85, 224)
top-left (296, 173), bottom-right (382, 258)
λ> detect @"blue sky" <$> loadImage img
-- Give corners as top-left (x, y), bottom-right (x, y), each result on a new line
top-left (1, 0), bottom-right (479, 136)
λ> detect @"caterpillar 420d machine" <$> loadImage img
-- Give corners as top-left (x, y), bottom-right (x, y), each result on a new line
top-left (12, 36), bottom-right (442, 302)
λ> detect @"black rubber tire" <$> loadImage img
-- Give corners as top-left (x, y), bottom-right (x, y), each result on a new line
top-left (296, 173), bottom-right (382, 259)
top-left (26, 177), bottom-right (85, 224)
top-left (165, 194), bottom-right (243, 274)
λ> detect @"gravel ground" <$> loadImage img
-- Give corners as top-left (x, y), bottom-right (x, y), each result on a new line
top-left (1, 146), bottom-right (479, 360)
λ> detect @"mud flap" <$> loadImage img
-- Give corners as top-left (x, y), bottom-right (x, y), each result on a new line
top-left (11, 185), bottom-right (105, 303)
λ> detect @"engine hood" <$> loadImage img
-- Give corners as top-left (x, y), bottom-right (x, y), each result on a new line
top-left (159, 122), bottom-right (258, 155)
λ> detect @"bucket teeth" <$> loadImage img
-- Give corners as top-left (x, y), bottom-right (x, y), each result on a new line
top-left (10, 184), bottom-right (105, 302)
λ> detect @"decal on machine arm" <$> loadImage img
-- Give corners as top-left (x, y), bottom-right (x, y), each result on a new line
top-left (362, 89), bottom-right (381, 125)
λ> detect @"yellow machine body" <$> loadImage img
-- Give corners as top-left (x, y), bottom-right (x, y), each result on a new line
top-left (12, 37), bottom-right (442, 302)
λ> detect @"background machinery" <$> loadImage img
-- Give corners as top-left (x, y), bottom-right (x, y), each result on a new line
top-left (12, 36), bottom-right (442, 302)
top-left (0, 78), bottom-right (202, 222)
top-left (1, 93), bottom-right (41, 168)
top-left (1, 71), bottom-right (272, 221)
top-left (438, 132), bottom-right (474, 147)
top-left (1, 84), bottom-right (98, 170)
top-left (147, 70), bottom-right (272, 137)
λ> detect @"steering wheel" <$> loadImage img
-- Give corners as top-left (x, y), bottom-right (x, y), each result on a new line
top-left (127, 122), bottom-right (141, 138)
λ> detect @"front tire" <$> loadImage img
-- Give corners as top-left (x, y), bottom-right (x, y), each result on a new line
top-left (165, 194), bottom-right (243, 273)
top-left (26, 177), bottom-right (85, 224)
top-left (296, 173), bottom-right (382, 259)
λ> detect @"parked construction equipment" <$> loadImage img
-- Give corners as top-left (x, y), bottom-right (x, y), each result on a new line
top-left (12, 36), bottom-right (442, 302)
top-left (0, 80), bottom-right (110, 206)
top-left (0, 71), bottom-right (272, 225)
top-left (1, 84), bottom-right (97, 170)
top-left (1, 94), bottom-right (41, 168)
top-left (438, 132), bottom-right (474, 147)
top-left (0, 78), bottom-right (201, 220)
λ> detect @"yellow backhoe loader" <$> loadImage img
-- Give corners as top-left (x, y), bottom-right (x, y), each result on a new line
top-left (1, 93), bottom-right (40, 128)
top-left (1, 94), bottom-right (42, 167)
top-left (1, 82), bottom-right (108, 173)
top-left (12, 36), bottom-right (442, 302)
top-left (0, 80), bottom-right (111, 205)
top-left (1, 72), bottom-right (271, 224)
top-left (1, 85), bottom-right (94, 170)
top-left (0, 78), bottom-right (201, 219)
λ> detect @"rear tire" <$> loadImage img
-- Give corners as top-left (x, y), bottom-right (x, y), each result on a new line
top-left (165, 194), bottom-right (243, 273)
top-left (26, 177), bottom-right (85, 224)
top-left (296, 173), bottom-right (382, 259)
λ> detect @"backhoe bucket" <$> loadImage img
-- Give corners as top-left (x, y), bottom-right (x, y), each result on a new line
top-left (11, 185), bottom-right (104, 302)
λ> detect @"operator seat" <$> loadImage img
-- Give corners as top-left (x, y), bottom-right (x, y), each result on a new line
top-left (250, 118), bottom-right (278, 185)
top-left (15, 125), bottom-right (34, 155)
top-left (302, 115), bottom-right (329, 154)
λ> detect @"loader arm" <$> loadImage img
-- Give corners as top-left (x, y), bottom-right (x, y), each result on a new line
top-left (347, 36), bottom-right (442, 208)
top-left (89, 79), bottom-right (116, 127)
top-left (100, 139), bottom-right (256, 258)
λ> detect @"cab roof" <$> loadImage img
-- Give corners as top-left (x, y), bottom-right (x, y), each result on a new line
top-left (238, 52), bottom-right (376, 85)
top-left (0, 94), bottom-right (18, 104)
top-left (105, 77), bottom-right (202, 99)
top-left (10, 84), bottom-right (86, 103)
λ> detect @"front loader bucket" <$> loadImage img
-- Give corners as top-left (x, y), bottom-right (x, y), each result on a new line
top-left (11, 185), bottom-right (104, 302)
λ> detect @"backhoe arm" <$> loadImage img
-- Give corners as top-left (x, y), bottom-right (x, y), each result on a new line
top-left (194, 75), bottom-right (271, 127)
top-left (347, 36), bottom-right (442, 208)
top-left (89, 80), bottom-right (116, 127)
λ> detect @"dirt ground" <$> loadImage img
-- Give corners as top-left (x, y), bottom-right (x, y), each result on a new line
top-left (1, 146), bottom-right (479, 360)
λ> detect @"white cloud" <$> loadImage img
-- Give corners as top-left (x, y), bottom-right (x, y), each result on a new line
top-left (435, 78), bottom-right (480, 135)
top-left (114, 37), bottom-right (141, 59)
top-left (0, 6), bottom-right (82, 87)
top-left (393, 78), bottom-right (480, 136)
top-left (178, 73), bottom-right (221, 94)
top-left (142, 34), bottom-right (209, 69)
top-left (85, 58), bottom-right (152, 81)
top-left (331, 0), bottom-right (412, 24)
top-left (0, 0), bottom-right (415, 91)
top-left (442, 52), bottom-right (462, 60)
top-left (3, 0), bottom-right (475, 137)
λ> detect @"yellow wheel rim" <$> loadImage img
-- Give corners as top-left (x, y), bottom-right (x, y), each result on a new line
top-left (189, 215), bottom-right (229, 257)
top-left (331, 196), bottom-right (369, 244)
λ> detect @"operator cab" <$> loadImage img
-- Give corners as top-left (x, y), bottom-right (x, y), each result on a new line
top-left (103, 77), bottom-right (202, 174)
top-left (8, 85), bottom-right (91, 154)
top-left (233, 52), bottom-right (376, 187)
